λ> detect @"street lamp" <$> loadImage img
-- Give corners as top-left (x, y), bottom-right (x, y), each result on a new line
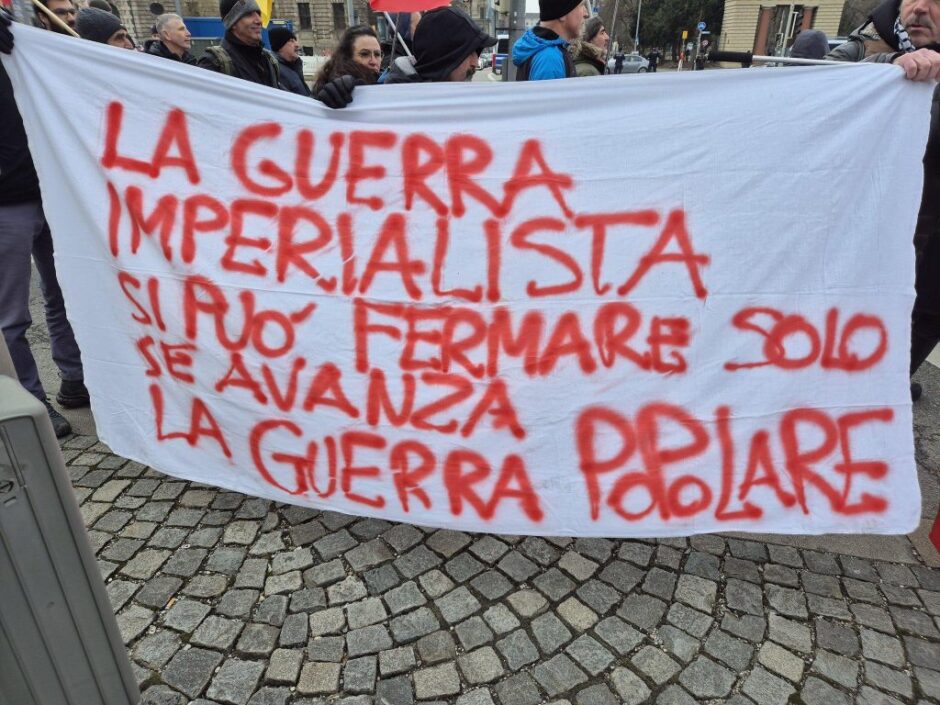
top-left (633, 0), bottom-right (641, 52)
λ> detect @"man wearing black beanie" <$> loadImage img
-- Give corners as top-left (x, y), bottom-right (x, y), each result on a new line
top-left (269, 25), bottom-right (310, 95)
top-left (512, 0), bottom-right (586, 80)
top-left (75, 6), bottom-right (133, 48)
top-left (198, 0), bottom-right (281, 88)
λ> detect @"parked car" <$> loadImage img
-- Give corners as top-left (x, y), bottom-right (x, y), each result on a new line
top-left (607, 52), bottom-right (650, 73)
top-left (478, 50), bottom-right (493, 69)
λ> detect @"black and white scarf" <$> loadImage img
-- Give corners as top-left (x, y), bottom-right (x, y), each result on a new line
top-left (894, 17), bottom-right (917, 53)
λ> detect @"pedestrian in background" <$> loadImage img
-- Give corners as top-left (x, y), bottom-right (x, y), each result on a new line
top-left (512, 0), bottom-right (587, 80)
top-left (148, 13), bottom-right (197, 64)
top-left (570, 15), bottom-right (608, 76)
top-left (789, 29), bottom-right (828, 59)
top-left (647, 45), bottom-right (661, 71)
top-left (270, 25), bottom-right (310, 95)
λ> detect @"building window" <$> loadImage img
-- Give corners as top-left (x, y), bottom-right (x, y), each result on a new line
top-left (297, 2), bottom-right (312, 29)
top-left (332, 3), bottom-right (347, 30)
top-left (302, 45), bottom-right (313, 55)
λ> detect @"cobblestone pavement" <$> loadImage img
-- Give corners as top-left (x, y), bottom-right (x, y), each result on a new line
top-left (57, 431), bottom-right (939, 705)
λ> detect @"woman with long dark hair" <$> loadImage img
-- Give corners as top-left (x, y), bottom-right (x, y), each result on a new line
top-left (313, 25), bottom-right (382, 103)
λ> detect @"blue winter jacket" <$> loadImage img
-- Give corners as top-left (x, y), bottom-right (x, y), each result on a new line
top-left (511, 26), bottom-right (572, 80)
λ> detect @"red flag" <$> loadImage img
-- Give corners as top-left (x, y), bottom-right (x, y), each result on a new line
top-left (370, 0), bottom-right (448, 12)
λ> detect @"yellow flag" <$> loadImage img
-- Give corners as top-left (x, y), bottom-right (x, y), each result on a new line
top-left (258, 0), bottom-right (273, 26)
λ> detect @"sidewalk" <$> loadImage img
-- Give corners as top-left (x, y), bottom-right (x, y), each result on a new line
top-left (26, 279), bottom-right (940, 705)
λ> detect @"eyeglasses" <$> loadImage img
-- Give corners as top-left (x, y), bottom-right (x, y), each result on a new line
top-left (52, 7), bottom-right (77, 16)
top-left (356, 50), bottom-right (383, 59)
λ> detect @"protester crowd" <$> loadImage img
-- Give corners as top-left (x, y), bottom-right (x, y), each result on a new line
top-left (1, 0), bottom-right (939, 435)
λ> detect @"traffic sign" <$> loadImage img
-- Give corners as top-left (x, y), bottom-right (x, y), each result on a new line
top-left (681, 30), bottom-right (688, 39)
top-left (697, 21), bottom-right (706, 31)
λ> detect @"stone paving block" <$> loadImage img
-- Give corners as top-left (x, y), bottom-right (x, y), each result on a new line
top-left (531, 611), bottom-right (573, 653)
top-left (703, 629), bottom-right (754, 671)
top-left (472, 570), bottom-right (514, 600)
top-left (446, 553), bottom-right (486, 582)
top-left (684, 552), bottom-right (721, 581)
top-left (206, 547), bottom-right (246, 575)
top-left (457, 688), bottom-right (496, 705)
top-left (852, 603), bottom-right (895, 632)
top-left (557, 551), bottom-right (598, 581)
top-left (498, 551), bottom-right (540, 582)
top-left (456, 616), bottom-right (494, 650)
top-left (437, 586), bottom-right (482, 624)
top-left (807, 594), bottom-right (851, 620)
top-left (674, 574), bottom-right (717, 613)
top-left (892, 606), bottom-right (940, 638)
top-left (132, 629), bottom-right (182, 669)
top-left (375, 675), bottom-right (415, 705)
top-left (764, 564), bottom-right (800, 588)
top-left (391, 606), bottom-right (441, 643)
top-left (427, 530), bottom-right (472, 558)
top-left (678, 656), bottom-right (736, 698)
top-left (265, 648), bottom-right (303, 684)
top-left (654, 545), bottom-right (683, 570)
top-left (767, 615), bottom-right (811, 653)
top-left (138, 685), bottom-right (187, 705)
top-left (207, 658), bottom-right (265, 705)
top-left (809, 650), bottom-right (858, 689)
top-left (163, 648), bottom-right (224, 699)
top-left (758, 641), bottom-right (804, 682)
top-left (632, 645), bottom-right (680, 686)
top-left (121, 548), bottom-right (171, 579)
top-left (116, 604), bottom-right (155, 642)
top-left (419, 569), bottom-right (455, 597)
top-left (916, 665), bottom-right (940, 699)
top-left (163, 598), bottom-right (211, 633)
top-left (289, 587), bottom-right (326, 614)
top-left (347, 596), bottom-right (388, 629)
top-left (483, 603), bottom-right (520, 635)
top-left (598, 560), bottom-right (645, 592)
top-left (469, 536), bottom-right (510, 564)
top-left (314, 530), bottom-right (357, 560)
top-left (594, 616), bottom-right (643, 655)
top-left (136, 575), bottom-right (183, 609)
top-left (494, 673), bottom-right (541, 705)
top-left (657, 625), bottom-right (699, 664)
top-left (618, 593), bottom-right (667, 630)
top-left (741, 665), bottom-right (796, 705)
top-left (346, 624), bottom-right (393, 656)
top-left (575, 684), bottom-right (617, 705)
top-left (253, 595), bottom-right (288, 627)
top-left (309, 606), bottom-right (345, 636)
top-left (346, 539), bottom-right (394, 572)
top-left (304, 558), bottom-right (345, 587)
top-left (279, 611), bottom-right (309, 647)
top-left (861, 628), bottom-right (906, 666)
top-left (904, 634), bottom-right (940, 668)
top-left (815, 617), bottom-right (860, 656)
top-left (384, 581), bottom-right (426, 615)
top-left (297, 662), bottom-right (341, 695)
top-left (379, 646), bottom-right (417, 676)
top-left (507, 589), bottom-right (548, 618)
top-left (532, 653), bottom-right (589, 697)
top-left (496, 629), bottom-right (539, 670)
top-left (383, 523), bottom-right (424, 552)
top-left (414, 662), bottom-right (461, 699)
top-left (457, 646), bottom-right (504, 684)
top-left (214, 589), bottom-right (260, 619)
top-left (844, 578), bottom-right (881, 603)
top-left (565, 634), bottom-right (614, 675)
top-left (575, 579), bottom-right (620, 615)
top-left (799, 676), bottom-right (851, 705)
top-left (618, 542), bottom-right (654, 566)
top-left (271, 547), bottom-right (314, 574)
top-left (610, 666), bottom-right (652, 705)
top-left (343, 655), bottom-right (377, 694)
top-left (666, 602), bottom-right (712, 638)
top-left (191, 615), bottom-right (243, 650)
top-left (163, 548), bottom-right (207, 577)
top-left (557, 597), bottom-right (598, 631)
top-left (237, 623), bottom-right (279, 656)
top-left (307, 635), bottom-right (345, 662)
top-left (417, 630), bottom-right (457, 664)
top-left (234, 558), bottom-right (267, 589)
top-left (328, 576), bottom-right (368, 605)
top-left (523, 536), bottom-right (563, 565)
top-left (395, 545), bottom-right (443, 579)
top-left (726, 578), bottom-right (764, 615)
top-left (642, 567), bottom-right (677, 601)
top-left (865, 661), bottom-right (913, 699)
top-left (857, 686), bottom-right (906, 705)
top-left (224, 521), bottom-right (260, 545)
top-left (184, 574), bottom-right (229, 598)
top-left (107, 579), bottom-right (138, 611)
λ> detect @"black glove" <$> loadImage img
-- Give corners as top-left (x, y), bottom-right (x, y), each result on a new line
top-left (317, 75), bottom-right (363, 109)
top-left (0, 8), bottom-right (14, 55)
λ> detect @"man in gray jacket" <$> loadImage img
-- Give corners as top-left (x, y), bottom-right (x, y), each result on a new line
top-left (828, 0), bottom-right (940, 399)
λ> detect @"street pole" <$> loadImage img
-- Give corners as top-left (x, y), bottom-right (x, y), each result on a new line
top-left (345, 0), bottom-right (356, 28)
top-left (504, 0), bottom-right (525, 81)
top-left (632, 0), bottom-right (641, 52)
top-left (606, 0), bottom-right (620, 64)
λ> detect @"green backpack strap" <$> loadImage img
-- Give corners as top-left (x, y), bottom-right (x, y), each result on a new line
top-left (206, 45), bottom-right (235, 77)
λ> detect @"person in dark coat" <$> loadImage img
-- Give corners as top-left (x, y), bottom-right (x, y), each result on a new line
top-left (148, 13), bottom-right (198, 64)
top-left (827, 0), bottom-right (940, 399)
top-left (313, 24), bottom-right (381, 103)
top-left (270, 25), bottom-right (310, 95)
top-left (789, 29), bottom-right (828, 59)
top-left (0, 10), bottom-right (87, 437)
top-left (198, 0), bottom-right (281, 88)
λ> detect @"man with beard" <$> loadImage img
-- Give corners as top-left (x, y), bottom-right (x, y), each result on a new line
top-left (828, 0), bottom-right (940, 399)
top-left (198, 0), bottom-right (280, 88)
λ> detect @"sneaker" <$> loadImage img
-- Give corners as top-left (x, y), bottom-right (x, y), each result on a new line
top-left (912, 382), bottom-right (923, 402)
top-left (43, 401), bottom-right (72, 438)
top-left (57, 379), bottom-right (89, 408)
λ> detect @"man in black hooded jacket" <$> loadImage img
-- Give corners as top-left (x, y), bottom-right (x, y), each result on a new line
top-left (198, 0), bottom-right (280, 88)
top-left (318, 7), bottom-right (495, 107)
top-left (828, 0), bottom-right (940, 398)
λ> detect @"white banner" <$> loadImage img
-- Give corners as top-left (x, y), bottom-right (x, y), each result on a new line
top-left (4, 26), bottom-right (934, 536)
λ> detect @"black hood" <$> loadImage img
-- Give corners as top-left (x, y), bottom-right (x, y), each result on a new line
top-left (412, 7), bottom-right (496, 81)
top-left (869, 0), bottom-right (902, 50)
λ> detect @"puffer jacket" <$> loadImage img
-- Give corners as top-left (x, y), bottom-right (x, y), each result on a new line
top-left (570, 40), bottom-right (606, 77)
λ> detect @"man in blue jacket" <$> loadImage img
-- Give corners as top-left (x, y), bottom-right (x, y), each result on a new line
top-left (512, 0), bottom-right (587, 80)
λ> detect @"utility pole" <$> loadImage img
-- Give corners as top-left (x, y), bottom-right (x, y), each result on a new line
top-left (632, 0), bottom-right (642, 52)
top-left (504, 0), bottom-right (525, 81)
top-left (606, 0), bottom-right (620, 63)
top-left (345, 0), bottom-right (356, 28)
